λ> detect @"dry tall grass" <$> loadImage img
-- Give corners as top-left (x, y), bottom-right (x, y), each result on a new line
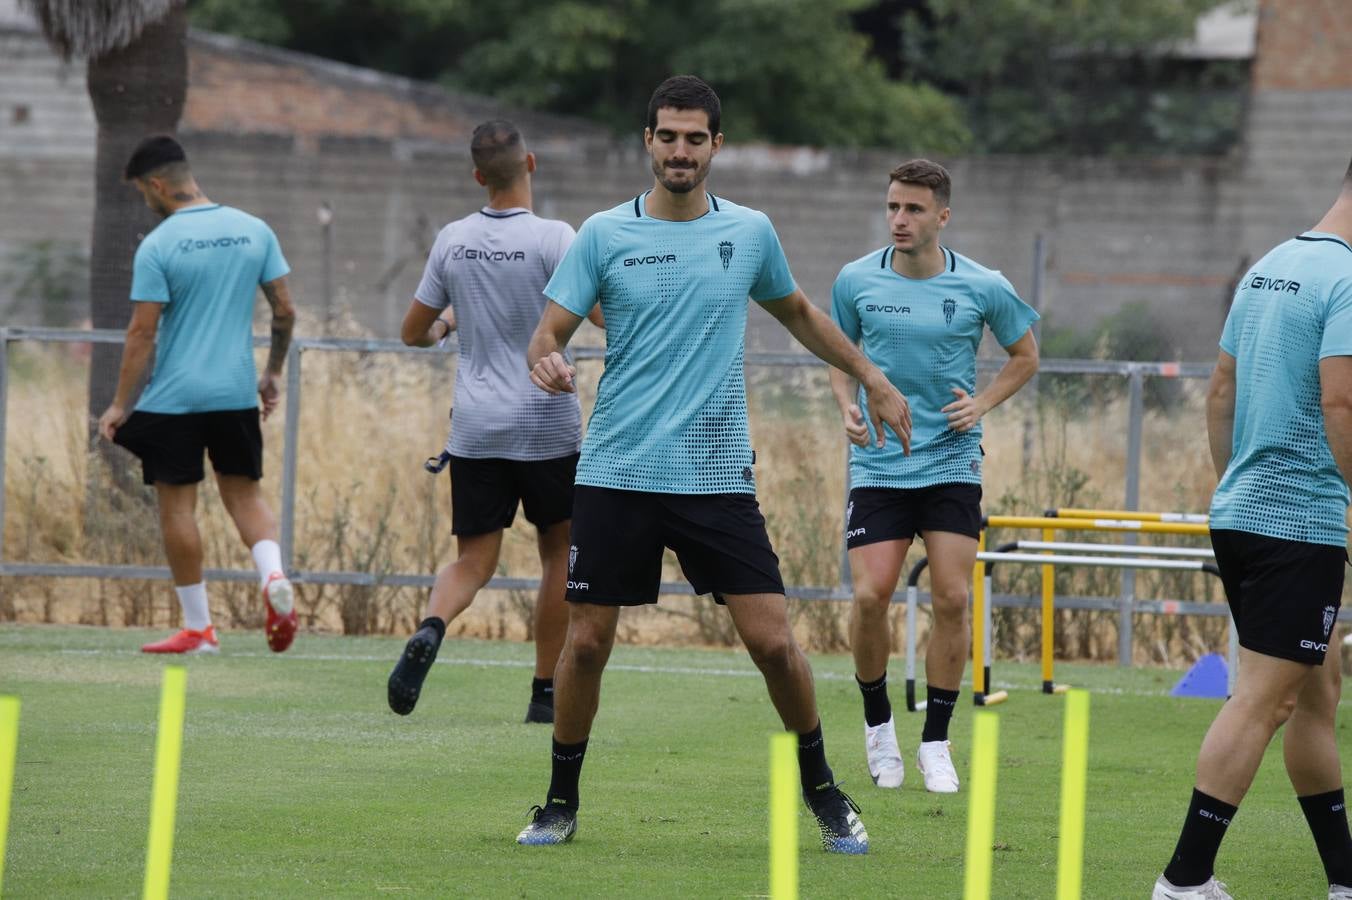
top-left (2, 337), bottom-right (1280, 665)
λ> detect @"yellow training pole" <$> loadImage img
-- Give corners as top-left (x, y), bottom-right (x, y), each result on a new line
top-left (144, 666), bottom-right (188, 900)
top-left (769, 732), bottom-right (799, 900)
top-left (1056, 690), bottom-right (1091, 900)
top-left (1041, 527), bottom-right (1055, 692)
top-left (963, 712), bottom-right (1000, 900)
top-left (972, 530), bottom-right (988, 701)
top-left (0, 696), bottom-right (19, 897)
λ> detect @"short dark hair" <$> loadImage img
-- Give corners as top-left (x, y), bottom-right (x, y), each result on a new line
top-left (1345, 155), bottom-right (1352, 184)
top-left (124, 135), bottom-right (188, 180)
top-left (470, 120), bottom-right (527, 189)
top-left (889, 159), bottom-right (952, 207)
top-left (647, 75), bottom-right (721, 136)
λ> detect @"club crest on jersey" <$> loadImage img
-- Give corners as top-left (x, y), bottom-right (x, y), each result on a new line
top-left (569, 545), bottom-right (578, 574)
top-left (943, 297), bottom-right (956, 325)
top-left (719, 241), bottom-right (735, 270)
top-left (1323, 605), bottom-right (1336, 638)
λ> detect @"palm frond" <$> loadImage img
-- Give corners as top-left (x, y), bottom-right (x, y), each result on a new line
top-left (19, 0), bottom-right (181, 60)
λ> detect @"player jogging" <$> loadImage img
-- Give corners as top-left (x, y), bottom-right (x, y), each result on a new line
top-left (1152, 160), bottom-right (1352, 900)
top-left (99, 135), bottom-right (298, 655)
top-left (386, 121), bottom-right (601, 724)
top-left (515, 75), bottom-right (912, 853)
top-left (829, 160), bottom-right (1038, 793)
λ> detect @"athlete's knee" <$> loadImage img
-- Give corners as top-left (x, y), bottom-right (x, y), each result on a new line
top-left (930, 588), bottom-right (969, 627)
top-left (744, 629), bottom-right (797, 675)
top-left (565, 623), bottom-right (615, 673)
top-left (852, 584), bottom-right (892, 619)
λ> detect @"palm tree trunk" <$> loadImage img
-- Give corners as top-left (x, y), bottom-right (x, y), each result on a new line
top-left (84, 4), bottom-right (187, 435)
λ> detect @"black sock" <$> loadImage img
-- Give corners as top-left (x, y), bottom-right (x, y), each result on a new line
top-left (797, 722), bottom-right (835, 793)
top-left (1163, 788), bottom-right (1238, 887)
top-left (1299, 789), bottom-right (1352, 887)
top-left (531, 677), bottom-right (555, 707)
top-left (546, 738), bottom-right (587, 809)
top-left (922, 686), bottom-right (960, 743)
top-left (856, 673), bottom-right (892, 727)
top-left (418, 616), bottom-right (446, 643)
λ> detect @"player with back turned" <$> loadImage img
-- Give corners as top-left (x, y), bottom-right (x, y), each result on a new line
top-left (1152, 159), bottom-right (1352, 900)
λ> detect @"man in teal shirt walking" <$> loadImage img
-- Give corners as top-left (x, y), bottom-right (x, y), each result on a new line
top-left (99, 135), bottom-right (299, 656)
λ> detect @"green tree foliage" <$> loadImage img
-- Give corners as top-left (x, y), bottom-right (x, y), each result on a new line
top-left (901, 0), bottom-right (1246, 154)
top-left (188, 0), bottom-right (971, 152)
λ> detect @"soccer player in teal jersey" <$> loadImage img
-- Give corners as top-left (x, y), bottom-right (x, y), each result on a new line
top-left (1153, 161), bottom-right (1352, 900)
top-left (828, 160), bottom-right (1039, 794)
top-left (516, 75), bottom-right (912, 853)
top-left (97, 136), bottom-right (299, 655)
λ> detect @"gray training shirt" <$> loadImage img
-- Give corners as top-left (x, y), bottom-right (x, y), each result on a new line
top-left (415, 207), bottom-right (581, 461)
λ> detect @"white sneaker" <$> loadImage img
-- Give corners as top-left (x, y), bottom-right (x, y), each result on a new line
top-left (916, 740), bottom-right (960, 793)
top-left (864, 717), bottom-right (904, 788)
top-left (1151, 875), bottom-right (1233, 899)
top-left (1329, 885), bottom-right (1352, 900)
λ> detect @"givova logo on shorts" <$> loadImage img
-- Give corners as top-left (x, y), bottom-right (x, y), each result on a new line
top-left (567, 544), bottom-right (587, 590)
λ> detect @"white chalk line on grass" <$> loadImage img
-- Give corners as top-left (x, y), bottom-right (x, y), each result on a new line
top-left (47, 646), bottom-right (1205, 699)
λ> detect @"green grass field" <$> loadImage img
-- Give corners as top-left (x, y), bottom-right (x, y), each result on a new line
top-left (0, 624), bottom-right (1345, 898)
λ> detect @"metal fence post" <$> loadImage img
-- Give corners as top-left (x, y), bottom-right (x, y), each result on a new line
top-left (280, 343), bottom-right (303, 571)
top-left (1119, 366), bottom-right (1145, 666)
top-left (0, 332), bottom-right (8, 563)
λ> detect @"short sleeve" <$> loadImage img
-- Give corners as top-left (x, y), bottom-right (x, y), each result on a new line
top-left (543, 221), bottom-right (577, 276)
top-left (259, 225), bottom-right (290, 283)
top-left (544, 217), bottom-right (601, 317)
top-left (982, 272), bottom-right (1039, 347)
top-left (830, 268), bottom-right (861, 342)
top-left (130, 238), bottom-right (170, 304)
top-left (1218, 299), bottom-right (1240, 356)
top-left (1319, 276), bottom-right (1352, 359)
top-left (414, 231), bottom-right (452, 310)
top-left (749, 214), bottom-right (797, 303)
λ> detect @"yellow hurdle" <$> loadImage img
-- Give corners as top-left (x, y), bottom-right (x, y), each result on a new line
top-left (1057, 690), bottom-right (1092, 900)
top-left (963, 712), bottom-right (1000, 900)
top-left (768, 732), bottom-right (798, 900)
top-left (144, 667), bottom-right (188, 900)
top-left (985, 515), bottom-right (1209, 537)
top-left (1050, 508), bottom-right (1208, 525)
top-left (0, 696), bottom-right (19, 897)
top-left (1040, 528), bottom-right (1069, 694)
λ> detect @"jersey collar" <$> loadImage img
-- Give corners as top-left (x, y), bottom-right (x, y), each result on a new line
top-left (632, 191), bottom-right (720, 219)
top-left (479, 206), bottom-right (530, 218)
top-left (1296, 231), bottom-right (1352, 254)
top-left (881, 245), bottom-right (955, 278)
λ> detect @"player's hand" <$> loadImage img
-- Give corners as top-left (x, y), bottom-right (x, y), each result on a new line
top-left (530, 351), bottom-right (576, 394)
top-left (97, 403), bottom-right (127, 442)
top-left (258, 372), bottom-right (281, 420)
top-left (942, 387), bottom-right (986, 433)
top-left (842, 404), bottom-right (870, 447)
top-left (862, 374), bottom-right (911, 455)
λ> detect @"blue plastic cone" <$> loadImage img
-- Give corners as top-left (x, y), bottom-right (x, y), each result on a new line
top-left (1170, 653), bottom-right (1229, 698)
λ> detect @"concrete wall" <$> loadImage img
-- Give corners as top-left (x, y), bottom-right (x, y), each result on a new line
top-left (2, 3), bottom-right (1349, 359)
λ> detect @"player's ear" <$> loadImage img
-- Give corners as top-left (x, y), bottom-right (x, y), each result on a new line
top-left (525, 152), bottom-right (537, 174)
top-left (473, 168), bottom-right (488, 187)
top-left (710, 132), bottom-right (724, 156)
top-left (938, 206), bottom-right (951, 228)
top-left (643, 127), bottom-right (654, 152)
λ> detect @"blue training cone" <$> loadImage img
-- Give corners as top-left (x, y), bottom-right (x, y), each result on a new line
top-left (1171, 653), bottom-right (1229, 698)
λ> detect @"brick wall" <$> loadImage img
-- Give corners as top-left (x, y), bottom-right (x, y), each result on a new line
top-left (1252, 0), bottom-right (1352, 90)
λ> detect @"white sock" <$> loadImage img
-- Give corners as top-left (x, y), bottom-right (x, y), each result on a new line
top-left (175, 582), bottom-right (211, 632)
top-left (250, 540), bottom-right (284, 587)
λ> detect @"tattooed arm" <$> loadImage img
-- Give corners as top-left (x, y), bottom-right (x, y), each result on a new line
top-left (258, 276), bottom-right (297, 420)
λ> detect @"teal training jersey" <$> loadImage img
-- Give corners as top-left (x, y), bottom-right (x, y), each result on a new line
top-left (1210, 231), bottom-right (1352, 546)
top-left (131, 204), bottom-right (289, 414)
top-left (831, 246), bottom-right (1038, 489)
top-left (545, 192), bottom-right (796, 494)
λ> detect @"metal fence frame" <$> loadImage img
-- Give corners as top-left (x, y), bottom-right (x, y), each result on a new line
top-left (0, 326), bottom-right (1288, 663)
